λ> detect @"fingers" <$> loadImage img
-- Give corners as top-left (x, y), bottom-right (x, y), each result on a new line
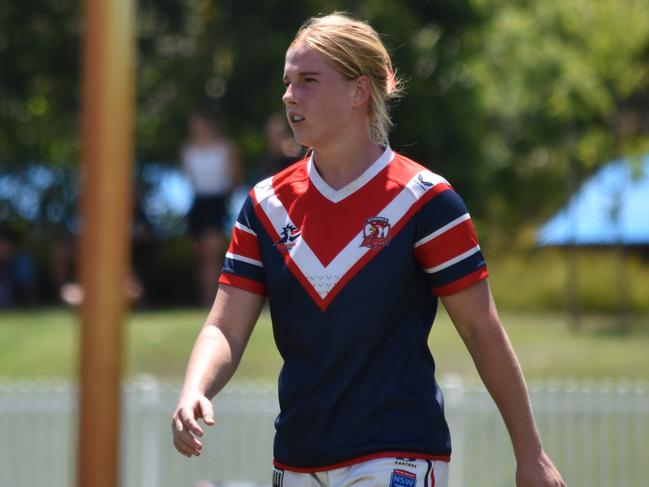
top-left (174, 438), bottom-right (192, 458)
top-left (172, 416), bottom-right (203, 457)
top-left (182, 408), bottom-right (205, 437)
top-left (199, 396), bottom-right (215, 426)
top-left (173, 427), bottom-right (203, 457)
top-left (172, 397), bottom-right (216, 457)
top-left (173, 437), bottom-right (201, 457)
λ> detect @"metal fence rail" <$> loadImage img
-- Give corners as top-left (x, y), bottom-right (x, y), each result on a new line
top-left (0, 377), bottom-right (647, 487)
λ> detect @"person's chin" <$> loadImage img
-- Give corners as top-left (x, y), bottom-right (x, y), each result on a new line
top-left (292, 130), bottom-right (312, 148)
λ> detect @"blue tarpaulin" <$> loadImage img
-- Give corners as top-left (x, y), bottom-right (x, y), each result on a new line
top-left (537, 154), bottom-right (649, 246)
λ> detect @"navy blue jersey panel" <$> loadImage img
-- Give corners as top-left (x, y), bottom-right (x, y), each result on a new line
top-left (221, 258), bottom-right (265, 282)
top-left (263, 219), bottom-right (451, 468)
top-left (237, 195), bottom-right (258, 229)
top-left (220, 153), bottom-right (489, 470)
top-left (415, 189), bottom-right (469, 240)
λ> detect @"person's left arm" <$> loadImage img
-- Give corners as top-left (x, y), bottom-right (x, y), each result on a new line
top-left (441, 280), bottom-right (566, 487)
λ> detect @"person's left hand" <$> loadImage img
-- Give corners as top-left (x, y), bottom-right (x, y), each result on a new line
top-left (516, 451), bottom-right (567, 487)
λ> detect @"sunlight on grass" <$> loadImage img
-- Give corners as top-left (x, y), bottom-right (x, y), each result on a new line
top-left (0, 307), bottom-right (647, 382)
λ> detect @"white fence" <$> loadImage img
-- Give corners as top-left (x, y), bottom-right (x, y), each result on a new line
top-left (0, 377), bottom-right (647, 487)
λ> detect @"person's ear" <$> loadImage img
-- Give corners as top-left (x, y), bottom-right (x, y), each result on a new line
top-left (351, 75), bottom-right (372, 108)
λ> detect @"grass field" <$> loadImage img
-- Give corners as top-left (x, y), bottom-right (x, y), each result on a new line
top-left (0, 307), bottom-right (647, 381)
top-left (485, 247), bottom-right (649, 313)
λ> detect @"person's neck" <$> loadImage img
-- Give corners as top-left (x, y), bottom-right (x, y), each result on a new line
top-left (311, 137), bottom-right (384, 191)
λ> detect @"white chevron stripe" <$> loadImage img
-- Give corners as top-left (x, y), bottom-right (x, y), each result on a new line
top-left (254, 170), bottom-right (446, 300)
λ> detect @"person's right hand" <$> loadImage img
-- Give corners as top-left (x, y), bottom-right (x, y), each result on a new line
top-left (171, 390), bottom-right (215, 457)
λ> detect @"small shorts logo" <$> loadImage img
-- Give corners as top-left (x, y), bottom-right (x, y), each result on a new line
top-left (274, 224), bottom-right (301, 251)
top-left (361, 216), bottom-right (391, 249)
top-left (395, 457), bottom-right (418, 469)
top-left (390, 468), bottom-right (417, 487)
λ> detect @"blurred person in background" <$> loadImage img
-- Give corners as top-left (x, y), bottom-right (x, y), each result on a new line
top-left (51, 187), bottom-right (154, 307)
top-left (229, 112), bottom-right (304, 234)
top-left (128, 180), bottom-right (156, 306)
top-left (50, 233), bottom-right (78, 305)
top-left (172, 13), bottom-right (565, 487)
top-left (181, 111), bottom-right (243, 306)
top-left (0, 225), bottom-right (38, 307)
top-left (258, 112), bottom-right (304, 179)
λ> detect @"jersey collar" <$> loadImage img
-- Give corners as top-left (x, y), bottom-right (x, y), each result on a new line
top-left (307, 146), bottom-right (395, 203)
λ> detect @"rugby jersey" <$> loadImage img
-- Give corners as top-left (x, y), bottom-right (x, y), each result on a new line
top-left (219, 147), bottom-right (488, 471)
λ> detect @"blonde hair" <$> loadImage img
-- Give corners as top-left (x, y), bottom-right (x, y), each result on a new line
top-left (290, 12), bottom-right (402, 146)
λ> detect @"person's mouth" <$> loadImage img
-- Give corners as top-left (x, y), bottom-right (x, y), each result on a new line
top-left (288, 112), bottom-right (305, 124)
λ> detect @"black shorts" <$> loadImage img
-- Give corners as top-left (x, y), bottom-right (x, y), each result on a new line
top-left (187, 194), bottom-right (229, 237)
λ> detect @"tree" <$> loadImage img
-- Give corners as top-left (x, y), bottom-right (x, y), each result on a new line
top-left (467, 0), bottom-right (649, 236)
top-left (135, 0), bottom-right (485, 194)
top-left (0, 0), bottom-right (80, 166)
top-left (1, 0), bottom-right (485, 234)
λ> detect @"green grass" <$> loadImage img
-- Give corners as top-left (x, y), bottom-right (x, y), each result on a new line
top-left (487, 247), bottom-right (649, 313)
top-left (0, 309), bottom-right (79, 377)
top-left (0, 307), bottom-right (647, 381)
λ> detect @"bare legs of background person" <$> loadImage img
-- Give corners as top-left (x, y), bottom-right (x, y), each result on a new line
top-left (49, 237), bottom-right (83, 305)
top-left (195, 229), bottom-right (225, 307)
top-left (51, 236), bottom-right (144, 306)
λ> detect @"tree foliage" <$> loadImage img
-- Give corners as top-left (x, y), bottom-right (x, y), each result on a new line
top-left (1, 0), bottom-right (649, 240)
top-left (0, 0), bottom-right (80, 166)
top-left (134, 0), bottom-right (484, 184)
top-left (468, 0), bottom-right (649, 233)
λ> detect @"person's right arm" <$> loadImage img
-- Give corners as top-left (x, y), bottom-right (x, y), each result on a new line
top-left (171, 284), bottom-right (265, 457)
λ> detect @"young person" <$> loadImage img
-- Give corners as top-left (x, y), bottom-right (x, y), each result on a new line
top-left (172, 13), bottom-right (566, 487)
top-left (181, 111), bottom-right (243, 306)
top-left (258, 112), bottom-right (304, 179)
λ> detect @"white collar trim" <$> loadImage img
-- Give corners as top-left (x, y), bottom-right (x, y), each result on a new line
top-left (307, 146), bottom-right (395, 203)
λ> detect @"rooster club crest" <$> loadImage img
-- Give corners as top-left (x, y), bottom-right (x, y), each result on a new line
top-left (274, 224), bottom-right (301, 251)
top-left (361, 217), bottom-right (391, 249)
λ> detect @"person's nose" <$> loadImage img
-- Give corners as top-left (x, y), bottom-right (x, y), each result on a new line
top-left (282, 84), bottom-right (296, 106)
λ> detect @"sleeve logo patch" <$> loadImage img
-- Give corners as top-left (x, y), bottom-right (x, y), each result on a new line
top-left (390, 469), bottom-right (417, 487)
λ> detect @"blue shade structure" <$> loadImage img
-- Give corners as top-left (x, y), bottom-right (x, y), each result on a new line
top-left (538, 155), bottom-right (649, 246)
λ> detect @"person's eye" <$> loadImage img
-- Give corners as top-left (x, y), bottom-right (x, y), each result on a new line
top-left (305, 77), bottom-right (317, 83)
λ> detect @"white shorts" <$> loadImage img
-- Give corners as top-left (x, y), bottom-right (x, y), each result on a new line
top-left (272, 457), bottom-right (449, 487)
